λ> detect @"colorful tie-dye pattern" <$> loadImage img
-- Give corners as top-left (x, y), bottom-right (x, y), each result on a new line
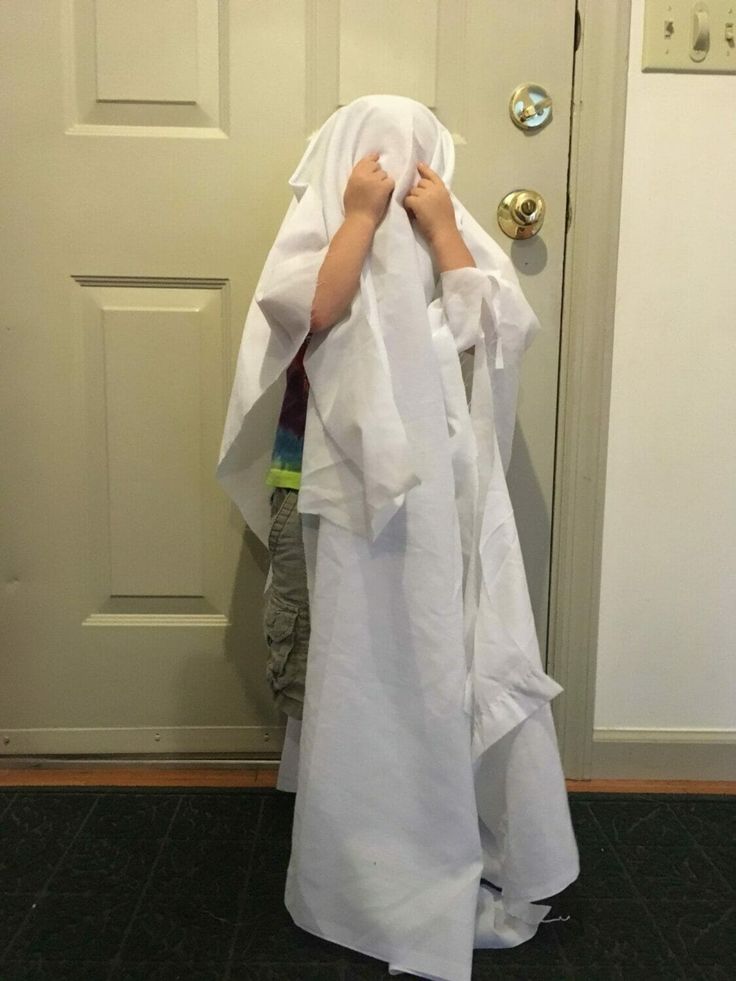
top-left (266, 335), bottom-right (311, 489)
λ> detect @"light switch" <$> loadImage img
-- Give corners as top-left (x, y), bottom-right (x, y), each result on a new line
top-left (643, 0), bottom-right (736, 72)
top-left (691, 3), bottom-right (710, 60)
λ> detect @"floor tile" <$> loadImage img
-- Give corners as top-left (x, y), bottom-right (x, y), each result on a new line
top-left (587, 799), bottom-right (693, 847)
top-left (0, 793), bottom-right (96, 840)
top-left (232, 909), bottom-right (350, 965)
top-left (0, 837), bottom-right (72, 893)
top-left (110, 960), bottom-right (225, 979)
top-left (615, 841), bottom-right (732, 902)
top-left (167, 792), bottom-right (264, 839)
top-left (567, 799), bottom-right (608, 842)
top-left (0, 791), bottom-right (17, 820)
top-left (0, 958), bottom-right (114, 980)
top-left (257, 794), bottom-right (295, 839)
top-left (44, 836), bottom-right (163, 896)
top-left (239, 869), bottom-right (288, 916)
top-left (78, 793), bottom-right (179, 839)
top-left (653, 898), bottom-right (736, 968)
top-left (700, 842), bottom-right (736, 896)
top-left (683, 966), bottom-right (735, 980)
top-left (144, 836), bottom-right (254, 905)
top-left (229, 965), bottom-right (344, 980)
top-left (667, 800), bottom-right (736, 844)
top-left (247, 835), bottom-right (292, 877)
top-left (0, 787), bottom-right (731, 980)
top-left (0, 894), bottom-right (37, 951)
top-left (471, 968), bottom-right (573, 980)
top-left (4, 891), bottom-right (138, 961)
top-left (343, 965), bottom-right (399, 980)
top-left (547, 834), bottom-right (634, 901)
top-left (567, 968), bottom-right (681, 980)
top-left (549, 897), bottom-right (685, 974)
top-left (472, 920), bottom-right (565, 967)
top-left (118, 895), bottom-right (239, 964)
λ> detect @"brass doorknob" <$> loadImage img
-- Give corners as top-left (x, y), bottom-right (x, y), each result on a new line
top-left (497, 189), bottom-right (546, 240)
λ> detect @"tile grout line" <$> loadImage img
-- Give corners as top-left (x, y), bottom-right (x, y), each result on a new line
top-left (586, 800), bottom-right (691, 979)
top-left (545, 799), bottom-right (592, 978)
top-left (221, 793), bottom-right (267, 981)
top-left (559, 796), bottom-right (585, 975)
top-left (0, 790), bottom-right (17, 821)
top-left (665, 799), bottom-right (736, 899)
top-left (0, 792), bottom-right (102, 967)
top-left (103, 793), bottom-right (185, 981)
top-left (1, 790), bottom-right (730, 976)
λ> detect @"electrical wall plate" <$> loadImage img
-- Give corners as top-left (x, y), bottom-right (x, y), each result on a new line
top-left (643, 0), bottom-right (736, 72)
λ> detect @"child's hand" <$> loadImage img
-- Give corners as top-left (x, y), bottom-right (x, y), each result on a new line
top-left (343, 153), bottom-right (395, 228)
top-left (403, 163), bottom-right (457, 244)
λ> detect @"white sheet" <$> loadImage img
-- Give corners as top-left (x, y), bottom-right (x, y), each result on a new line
top-left (217, 94), bottom-right (579, 981)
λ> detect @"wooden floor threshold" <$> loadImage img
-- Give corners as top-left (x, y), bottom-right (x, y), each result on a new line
top-left (0, 764), bottom-right (734, 794)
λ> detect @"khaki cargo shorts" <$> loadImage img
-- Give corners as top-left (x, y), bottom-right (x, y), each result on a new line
top-left (263, 487), bottom-right (310, 720)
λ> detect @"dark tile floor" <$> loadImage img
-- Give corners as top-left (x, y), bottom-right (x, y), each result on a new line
top-left (0, 787), bottom-right (733, 980)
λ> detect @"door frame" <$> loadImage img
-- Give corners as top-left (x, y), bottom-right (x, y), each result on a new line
top-left (547, 0), bottom-right (632, 779)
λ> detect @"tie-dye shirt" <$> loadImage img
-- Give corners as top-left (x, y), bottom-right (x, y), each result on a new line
top-left (266, 334), bottom-right (311, 489)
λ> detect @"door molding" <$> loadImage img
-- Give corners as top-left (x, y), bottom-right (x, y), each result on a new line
top-left (547, 0), bottom-right (632, 778)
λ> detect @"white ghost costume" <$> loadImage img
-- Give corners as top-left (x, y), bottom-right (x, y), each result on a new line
top-left (216, 95), bottom-right (579, 981)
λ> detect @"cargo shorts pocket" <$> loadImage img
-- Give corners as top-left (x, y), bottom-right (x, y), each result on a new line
top-left (263, 594), bottom-right (299, 694)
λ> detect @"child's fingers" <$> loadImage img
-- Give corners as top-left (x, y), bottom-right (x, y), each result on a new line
top-left (417, 162), bottom-right (441, 183)
top-left (353, 152), bottom-right (381, 172)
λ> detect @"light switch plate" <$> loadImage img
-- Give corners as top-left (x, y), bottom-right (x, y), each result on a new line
top-left (643, 0), bottom-right (736, 72)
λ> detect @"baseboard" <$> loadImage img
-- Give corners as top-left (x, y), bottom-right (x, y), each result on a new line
top-left (591, 727), bottom-right (736, 780)
top-left (3, 726), bottom-right (735, 785)
top-left (0, 725), bottom-right (285, 756)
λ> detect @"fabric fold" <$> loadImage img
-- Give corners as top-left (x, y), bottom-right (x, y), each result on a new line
top-left (215, 188), bottom-right (328, 548)
top-left (474, 882), bottom-right (551, 948)
top-left (299, 269), bottom-right (422, 541)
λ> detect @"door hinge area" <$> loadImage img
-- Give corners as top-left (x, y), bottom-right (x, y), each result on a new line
top-left (574, 8), bottom-right (582, 51)
top-left (566, 196), bottom-right (573, 231)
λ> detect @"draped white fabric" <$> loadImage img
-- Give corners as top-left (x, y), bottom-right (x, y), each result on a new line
top-left (216, 95), bottom-right (579, 981)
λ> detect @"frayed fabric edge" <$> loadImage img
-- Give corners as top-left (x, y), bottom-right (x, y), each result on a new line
top-left (469, 661), bottom-right (563, 762)
top-left (474, 881), bottom-right (550, 950)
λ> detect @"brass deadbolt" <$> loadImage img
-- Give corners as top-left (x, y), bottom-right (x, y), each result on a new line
top-left (509, 84), bottom-right (553, 131)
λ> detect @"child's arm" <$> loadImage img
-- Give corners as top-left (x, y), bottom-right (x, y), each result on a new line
top-left (310, 157), bottom-right (473, 333)
top-left (309, 213), bottom-right (376, 333)
top-left (428, 225), bottom-right (477, 273)
top-left (310, 153), bottom-right (394, 333)
top-left (406, 163), bottom-right (478, 356)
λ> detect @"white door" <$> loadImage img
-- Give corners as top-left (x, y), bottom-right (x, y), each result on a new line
top-left (1, 0), bottom-right (576, 756)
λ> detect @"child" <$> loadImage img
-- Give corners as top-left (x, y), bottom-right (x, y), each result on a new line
top-left (216, 96), bottom-right (578, 976)
top-left (263, 154), bottom-right (477, 721)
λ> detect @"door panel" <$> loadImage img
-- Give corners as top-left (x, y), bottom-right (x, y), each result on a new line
top-left (0, 0), bottom-right (575, 755)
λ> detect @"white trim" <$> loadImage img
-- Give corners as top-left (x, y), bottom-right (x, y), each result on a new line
top-left (592, 730), bottom-right (736, 781)
top-left (595, 728), bottom-right (736, 744)
top-left (548, 0), bottom-right (633, 778)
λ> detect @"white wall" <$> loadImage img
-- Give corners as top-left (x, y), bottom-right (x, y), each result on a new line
top-left (595, 0), bottom-right (736, 733)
